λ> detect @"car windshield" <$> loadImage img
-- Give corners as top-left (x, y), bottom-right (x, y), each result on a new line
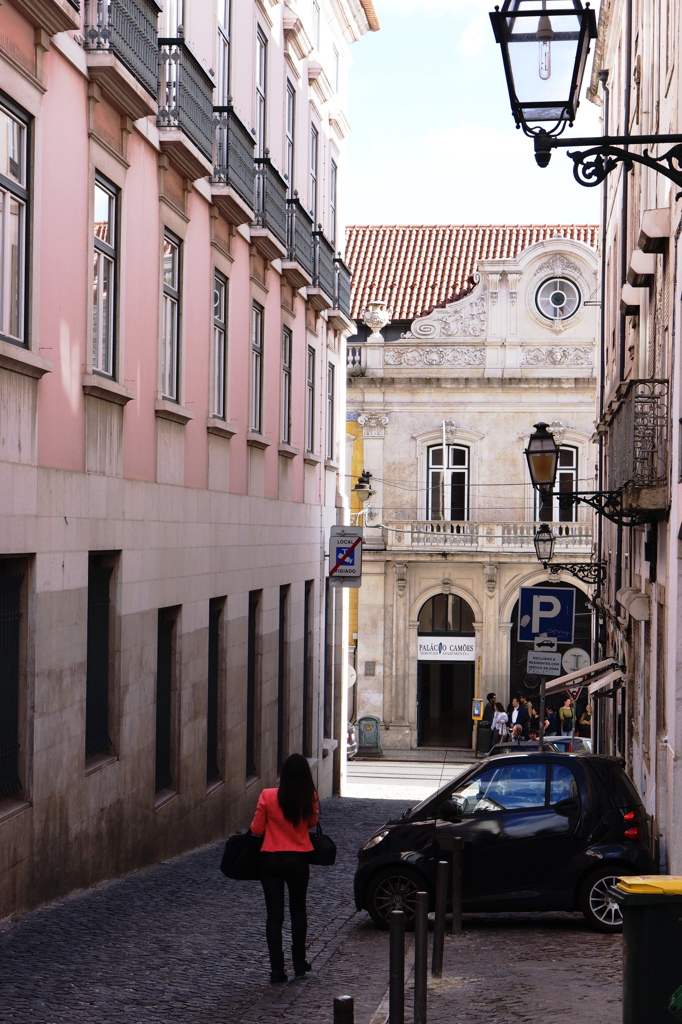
top-left (407, 763), bottom-right (472, 818)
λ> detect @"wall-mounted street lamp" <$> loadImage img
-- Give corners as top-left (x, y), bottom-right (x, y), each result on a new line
top-left (525, 422), bottom-right (653, 526)
top-left (490, 0), bottom-right (682, 191)
top-left (351, 470), bottom-right (378, 523)
top-left (533, 523), bottom-right (606, 585)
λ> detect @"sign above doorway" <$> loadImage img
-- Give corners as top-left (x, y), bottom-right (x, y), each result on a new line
top-left (417, 638), bottom-right (476, 661)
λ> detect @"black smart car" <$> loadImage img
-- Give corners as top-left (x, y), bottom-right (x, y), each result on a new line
top-left (354, 753), bottom-right (656, 933)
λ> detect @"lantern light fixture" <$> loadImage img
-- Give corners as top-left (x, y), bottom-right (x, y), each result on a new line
top-left (533, 524), bottom-right (606, 585)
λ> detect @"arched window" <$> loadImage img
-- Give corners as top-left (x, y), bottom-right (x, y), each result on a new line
top-left (533, 445), bottom-right (578, 522)
top-left (427, 444), bottom-right (469, 521)
top-left (418, 594), bottom-right (475, 635)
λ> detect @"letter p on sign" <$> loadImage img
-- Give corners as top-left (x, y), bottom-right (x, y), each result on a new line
top-left (531, 595), bottom-right (561, 634)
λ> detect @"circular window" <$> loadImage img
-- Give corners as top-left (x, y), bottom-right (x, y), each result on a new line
top-left (535, 277), bottom-right (580, 321)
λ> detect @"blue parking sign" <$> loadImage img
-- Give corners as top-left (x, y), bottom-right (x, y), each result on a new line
top-left (518, 586), bottom-right (575, 644)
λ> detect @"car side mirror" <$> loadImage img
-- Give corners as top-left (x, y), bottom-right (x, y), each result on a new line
top-left (438, 799), bottom-right (463, 822)
top-left (553, 797), bottom-right (580, 817)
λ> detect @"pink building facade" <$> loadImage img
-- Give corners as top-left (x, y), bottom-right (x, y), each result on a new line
top-left (0, 0), bottom-right (377, 917)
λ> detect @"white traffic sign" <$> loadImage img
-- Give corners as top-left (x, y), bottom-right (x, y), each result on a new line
top-left (329, 526), bottom-right (363, 588)
top-left (527, 651), bottom-right (563, 677)
top-left (534, 635), bottom-right (558, 652)
top-left (562, 647), bottom-right (591, 673)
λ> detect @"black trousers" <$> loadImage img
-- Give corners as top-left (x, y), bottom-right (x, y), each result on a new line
top-left (260, 852), bottom-right (310, 971)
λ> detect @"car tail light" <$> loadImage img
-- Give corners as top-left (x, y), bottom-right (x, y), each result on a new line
top-left (624, 827), bottom-right (641, 839)
top-left (622, 810), bottom-right (642, 840)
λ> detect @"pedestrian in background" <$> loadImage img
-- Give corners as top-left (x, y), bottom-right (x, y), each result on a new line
top-left (491, 702), bottom-right (508, 745)
top-left (559, 698), bottom-right (574, 734)
top-left (250, 754), bottom-right (319, 984)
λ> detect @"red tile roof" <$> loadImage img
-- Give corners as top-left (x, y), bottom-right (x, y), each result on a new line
top-left (345, 224), bottom-right (599, 321)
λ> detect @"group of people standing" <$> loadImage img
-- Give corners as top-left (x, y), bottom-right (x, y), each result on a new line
top-left (483, 692), bottom-right (592, 747)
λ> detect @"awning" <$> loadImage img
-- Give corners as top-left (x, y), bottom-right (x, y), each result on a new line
top-left (544, 657), bottom-right (621, 696)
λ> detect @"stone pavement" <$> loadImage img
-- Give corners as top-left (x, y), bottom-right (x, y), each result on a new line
top-left (0, 795), bottom-right (622, 1024)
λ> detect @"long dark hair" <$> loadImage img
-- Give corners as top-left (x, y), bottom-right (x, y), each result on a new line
top-left (277, 753), bottom-right (316, 826)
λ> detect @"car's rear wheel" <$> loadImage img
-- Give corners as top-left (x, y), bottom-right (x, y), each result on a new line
top-left (579, 867), bottom-right (623, 932)
top-left (365, 866), bottom-right (430, 930)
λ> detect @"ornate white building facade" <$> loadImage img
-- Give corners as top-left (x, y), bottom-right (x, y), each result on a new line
top-left (346, 227), bottom-right (600, 750)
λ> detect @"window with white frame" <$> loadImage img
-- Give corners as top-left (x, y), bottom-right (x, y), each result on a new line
top-left (535, 445), bottom-right (578, 523)
top-left (0, 98), bottom-right (28, 346)
top-left (255, 27), bottom-right (267, 157)
top-left (281, 325), bottom-right (292, 444)
top-left (326, 363), bottom-right (335, 460)
top-left (312, 0), bottom-right (320, 48)
top-left (251, 301), bottom-right (264, 432)
top-left (332, 45), bottom-right (340, 92)
top-left (161, 232), bottom-right (181, 400)
top-left (285, 81), bottom-right (296, 193)
top-left (309, 123), bottom-right (318, 223)
top-left (216, 0), bottom-right (231, 104)
top-left (427, 444), bottom-right (469, 521)
top-left (163, 0), bottom-right (183, 35)
top-left (212, 270), bottom-right (227, 418)
top-left (92, 176), bottom-right (117, 376)
top-left (329, 159), bottom-right (337, 247)
top-left (306, 345), bottom-right (315, 452)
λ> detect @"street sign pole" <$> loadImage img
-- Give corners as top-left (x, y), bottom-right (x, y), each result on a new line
top-left (538, 677), bottom-right (547, 748)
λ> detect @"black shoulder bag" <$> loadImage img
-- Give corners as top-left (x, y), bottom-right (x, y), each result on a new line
top-left (308, 821), bottom-right (337, 866)
top-left (220, 829), bottom-right (264, 880)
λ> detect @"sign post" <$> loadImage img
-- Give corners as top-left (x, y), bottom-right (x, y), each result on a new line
top-left (329, 526), bottom-right (363, 588)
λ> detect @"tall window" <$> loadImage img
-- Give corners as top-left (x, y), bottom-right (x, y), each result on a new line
top-left (306, 345), bottom-right (315, 452)
top-left (216, 0), bottom-right (231, 103)
top-left (302, 580), bottom-right (314, 757)
top-left (312, 0), bottom-right (320, 48)
top-left (281, 325), bottom-right (292, 444)
top-left (285, 81), bottom-right (296, 193)
top-left (326, 363), bottom-right (335, 460)
top-left (0, 558), bottom-right (26, 800)
top-left (427, 444), bottom-right (469, 521)
top-left (255, 28), bottom-right (267, 156)
top-left (246, 591), bottom-right (260, 777)
top-left (207, 597), bottom-right (225, 785)
top-left (332, 45), bottom-right (340, 92)
top-left (162, 232), bottom-right (181, 400)
top-left (309, 123), bottom-right (318, 223)
top-left (92, 176), bottom-right (117, 376)
top-left (163, 0), bottom-right (183, 34)
top-left (155, 607), bottom-right (179, 793)
top-left (0, 99), bottom-right (28, 346)
top-left (535, 446), bottom-right (578, 522)
top-left (212, 271), bottom-right (227, 418)
top-left (251, 301), bottom-right (264, 432)
top-left (277, 585), bottom-right (290, 773)
top-left (329, 159), bottom-right (337, 246)
top-left (85, 554), bottom-right (115, 759)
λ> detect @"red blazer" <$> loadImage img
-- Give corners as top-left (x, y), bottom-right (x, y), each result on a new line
top-left (250, 788), bottom-right (319, 853)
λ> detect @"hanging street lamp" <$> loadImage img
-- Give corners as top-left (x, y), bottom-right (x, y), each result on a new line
top-left (533, 523), bottom-right (606, 584)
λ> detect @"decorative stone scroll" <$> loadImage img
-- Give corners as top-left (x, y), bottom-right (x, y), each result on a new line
top-left (441, 578), bottom-right (452, 595)
top-left (358, 412), bottom-right (389, 437)
top-left (547, 420), bottom-right (567, 444)
top-left (394, 563), bottom-right (407, 596)
top-left (484, 565), bottom-right (498, 594)
top-left (521, 346), bottom-right (593, 367)
top-left (533, 254), bottom-right (583, 280)
top-left (384, 346), bottom-right (486, 368)
top-left (403, 278), bottom-right (487, 339)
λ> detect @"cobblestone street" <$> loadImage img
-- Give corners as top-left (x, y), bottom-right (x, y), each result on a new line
top-left (0, 792), bottom-right (622, 1024)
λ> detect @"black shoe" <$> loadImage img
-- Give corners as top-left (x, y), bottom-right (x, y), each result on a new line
top-left (294, 961), bottom-right (312, 978)
top-left (270, 970), bottom-right (288, 984)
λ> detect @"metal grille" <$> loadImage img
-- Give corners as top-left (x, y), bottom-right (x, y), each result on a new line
top-left (254, 156), bottom-right (288, 246)
top-left (286, 197), bottom-right (314, 276)
top-left (334, 257), bottom-right (351, 315)
top-left (84, 0), bottom-right (160, 99)
top-left (313, 230), bottom-right (335, 299)
top-left (155, 612), bottom-right (174, 792)
top-left (206, 600), bottom-right (221, 784)
top-left (67, 0), bottom-right (81, 9)
top-left (212, 105), bottom-right (255, 207)
top-left (607, 379), bottom-right (668, 490)
top-left (0, 574), bottom-right (23, 800)
top-left (158, 39), bottom-right (215, 162)
top-left (85, 563), bottom-right (113, 758)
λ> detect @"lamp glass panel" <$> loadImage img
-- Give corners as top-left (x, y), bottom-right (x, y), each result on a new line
top-left (528, 451), bottom-right (558, 487)
top-left (503, 3), bottom-right (582, 121)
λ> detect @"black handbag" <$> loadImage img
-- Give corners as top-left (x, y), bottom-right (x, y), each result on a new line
top-left (220, 829), bottom-right (263, 880)
top-left (308, 822), bottom-right (337, 866)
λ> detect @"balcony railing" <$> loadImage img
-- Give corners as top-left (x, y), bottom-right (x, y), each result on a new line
top-left (384, 519), bottom-right (593, 553)
top-left (333, 256), bottom-right (351, 317)
top-left (158, 38), bottom-right (214, 162)
top-left (84, 0), bottom-right (160, 98)
top-left (286, 197), bottom-right (314, 278)
top-left (347, 344), bottom-right (366, 372)
top-left (606, 379), bottom-right (669, 491)
top-left (212, 105), bottom-right (255, 210)
top-left (254, 155), bottom-right (288, 249)
top-left (313, 229), bottom-right (336, 299)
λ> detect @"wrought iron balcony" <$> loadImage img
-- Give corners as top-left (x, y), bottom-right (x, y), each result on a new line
top-left (211, 105), bottom-right (255, 226)
top-left (282, 197), bottom-right (314, 288)
top-left (384, 519), bottom-right (593, 554)
top-left (252, 155), bottom-right (288, 260)
top-left (158, 38), bottom-right (215, 179)
top-left (307, 229), bottom-right (335, 311)
top-left (84, 0), bottom-right (160, 119)
top-left (334, 257), bottom-right (351, 317)
top-left (9, 0), bottom-right (80, 35)
top-left (604, 379), bottom-right (669, 507)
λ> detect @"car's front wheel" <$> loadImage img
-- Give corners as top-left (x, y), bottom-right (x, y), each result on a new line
top-left (365, 866), bottom-right (431, 930)
top-left (579, 867), bottom-right (623, 932)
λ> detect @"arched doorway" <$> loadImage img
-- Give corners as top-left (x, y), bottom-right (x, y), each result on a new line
top-left (417, 594), bottom-right (476, 747)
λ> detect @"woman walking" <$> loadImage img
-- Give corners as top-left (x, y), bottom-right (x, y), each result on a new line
top-left (250, 753), bottom-right (319, 983)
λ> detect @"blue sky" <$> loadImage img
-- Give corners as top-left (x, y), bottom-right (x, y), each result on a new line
top-left (346, 0), bottom-right (603, 226)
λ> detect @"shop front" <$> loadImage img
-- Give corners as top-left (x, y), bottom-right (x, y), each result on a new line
top-left (416, 594), bottom-right (476, 748)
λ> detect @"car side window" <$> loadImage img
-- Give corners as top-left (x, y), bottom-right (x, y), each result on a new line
top-left (549, 764), bottom-right (579, 804)
top-left (450, 764), bottom-right (548, 814)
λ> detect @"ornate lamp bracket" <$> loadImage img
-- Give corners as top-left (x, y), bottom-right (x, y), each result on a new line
top-left (536, 133), bottom-right (682, 196)
top-left (556, 490), bottom-right (655, 527)
top-left (541, 561), bottom-right (607, 586)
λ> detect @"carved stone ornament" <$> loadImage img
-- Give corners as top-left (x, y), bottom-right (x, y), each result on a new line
top-left (441, 578), bottom-right (452, 595)
top-left (358, 412), bottom-right (389, 437)
top-left (362, 299), bottom-right (393, 337)
top-left (484, 564), bottom-right (498, 594)
top-left (384, 346), bottom-right (485, 367)
top-left (403, 278), bottom-right (487, 339)
top-left (394, 563), bottom-right (407, 596)
top-left (521, 346), bottom-right (593, 367)
top-left (547, 420), bottom-right (567, 445)
top-left (533, 254), bottom-right (583, 281)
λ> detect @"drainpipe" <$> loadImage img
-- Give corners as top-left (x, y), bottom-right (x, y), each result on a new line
top-left (595, 68), bottom-right (610, 662)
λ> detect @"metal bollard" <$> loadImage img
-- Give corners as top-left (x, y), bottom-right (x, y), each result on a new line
top-left (414, 891), bottom-right (429, 1024)
top-left (450, 837), bottom-right (463, 935)
top-left (431, 860), bottom-right (448, 978)
top-left (389, 910), bottom-right (405, 1024)
top-left (333, 994), bottom-right (355, 1024)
